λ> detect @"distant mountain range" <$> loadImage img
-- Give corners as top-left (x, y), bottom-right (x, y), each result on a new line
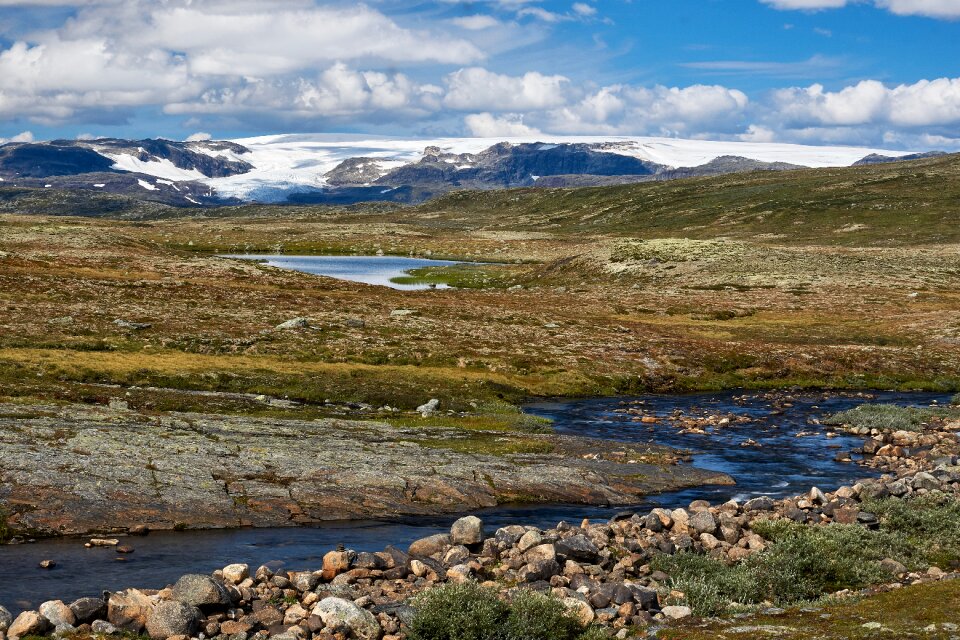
top-left (0, 134), bottom-right (940, 206)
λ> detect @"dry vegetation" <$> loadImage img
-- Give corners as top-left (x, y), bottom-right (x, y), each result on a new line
top-left (2, 159), bottom-right (960, 417)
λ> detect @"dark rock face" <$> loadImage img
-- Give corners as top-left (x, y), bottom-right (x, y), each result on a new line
top-left (853, 151), bottom-right (947, 166)
top-left (372, 142), bottom-right (664, 191)
top-left (0, 144), bottom-right (115, 177)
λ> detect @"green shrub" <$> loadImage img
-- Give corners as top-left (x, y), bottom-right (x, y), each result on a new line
top-left (408, 583), bottom-right (601, 640)
top-left (408, 583), bottom-right (508, 640)
top-left (504, 589), bottom-right (584, 640)
top-left (865, 493), bottom-right (960, 569)
top-left (822, 404), bottom-right (933, 432)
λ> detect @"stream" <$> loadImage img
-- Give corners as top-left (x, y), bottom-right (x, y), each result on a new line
top-left (0, 390), bottom-right (949, 613)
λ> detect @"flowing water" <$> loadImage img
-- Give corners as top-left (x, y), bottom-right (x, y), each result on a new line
top-left (0, 390), bottom-right (949, 613)
top-left (219, 254), bottom-right (474, 290)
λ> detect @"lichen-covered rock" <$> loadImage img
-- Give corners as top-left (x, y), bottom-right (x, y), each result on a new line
top-left (312, 598), bottom-right (381, 640)
top-left (408, 533), bottom-right (451, 558)
top-left (170, 575), bottom-right (230, 608)
top-left (221, 563), bottom-right (249, 584)
top-left (38, 601), bottom-right (75, 628)
top-left (450, 515), bottom-right (484, 545)
top-left (8, 611), bottom-right (49, 639)
top-left (108, 589), bottom-right (154, 633)
top-left (145, 601), bottom-right (201, 639)
top-left (0, 605), bottom-right (13, 633)
top-left (69, 597), bottom-right (107, 624)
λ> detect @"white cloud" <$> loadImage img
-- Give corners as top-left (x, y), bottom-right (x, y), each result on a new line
top-left (444, 67), bottom-right (569, 111)
top-left (0, 0), bottom-right (483, 123)
top-left (572, 3), bottom-right (597, 16)
top-left (0, 130), bottom-right (34, 144)
top-left (186, 132), bottom-right (212, 142)
top-left (464, 112), bottom-right (542, 136)
top-left (772, 78), bottom-right (960, 127)
top-left (166, 63), bottom-right (442, 123)
top-left (761, 0), bottom-right (848, 9)
top-left (761, 0), bottom-right (960, 18)
top-left (543, 84), bottom-right (749, 135)
top-left (877, 0), bottom-right (960, 18)
top-left (450, 15), bottom-right (501, 30)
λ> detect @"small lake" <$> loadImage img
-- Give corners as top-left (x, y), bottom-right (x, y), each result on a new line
top-left (0, 390), bottom-right (950, 613)
top-left (221, 254), bottom-right (471, 290)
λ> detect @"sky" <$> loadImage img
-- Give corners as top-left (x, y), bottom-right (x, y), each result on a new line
top-left (0, 0), bottom-right (958, 148)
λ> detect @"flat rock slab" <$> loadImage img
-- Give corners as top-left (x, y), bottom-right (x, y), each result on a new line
top-left (0, 403), bottom-right (731, 537)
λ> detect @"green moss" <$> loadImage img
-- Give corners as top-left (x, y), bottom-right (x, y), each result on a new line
top-left (823, 403), bottom-right (960, 432)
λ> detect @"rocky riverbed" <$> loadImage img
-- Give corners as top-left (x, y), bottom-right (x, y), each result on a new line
top-left (0, 402), bottom-right (730, 539)
top-left (1, 448), bottom-right (957, 640)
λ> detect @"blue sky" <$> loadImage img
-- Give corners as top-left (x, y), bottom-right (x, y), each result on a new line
top-left (0, 0), bottom-right (958, 148)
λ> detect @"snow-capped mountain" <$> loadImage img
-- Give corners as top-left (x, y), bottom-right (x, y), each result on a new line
top-left (0, 133), bottom-right (923, 206)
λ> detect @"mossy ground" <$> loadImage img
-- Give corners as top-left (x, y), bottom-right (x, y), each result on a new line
top-left (658, 579), bottom-right (960, 640)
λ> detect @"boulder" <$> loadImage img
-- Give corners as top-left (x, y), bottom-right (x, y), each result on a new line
top-left (145, 601), bottom-right (201, 640)
top-left (38, 601), bottom-right (75, 628)
top-left (744, 497), bottom-right (775, 511)
top-left (275, 317), bottom-right (310, 330)
top-left (69, 597), bottom-right (107, 624)
top-left (416, 399), bottom-right (440, 416)
top-left (408, 533), bottom-right (451, 558)
top-left (312, 598), bottom-right (382, 640)
top-left (322, 551), bottom-right (354, 581)
top-left (517, 530), bottom-right (543, 552)
top-left (911, 472), bottom-right (940, 491)
top-left (170, 575), bottom-right (230, 609)
top-left (446, 564), bottom-right (473, 584)
top-left (222, 564), bottom-right (249, 584)
top-left (0, 605), bottom-right (12, 633)
top-left (661, 605), bottom-right (692, 620)
top-left (8, 611), bottom-right (50, 639)
top-left (519, 558), bottom-right (561, 583)
top-left (108, 589), bottom-right (155, 633)
top-left (562, 598), bottom-right (595, 626)
top-left (555, 535), bottom-right (600, 562)
top-left (450, 516), bottom-right (484, 546)
top-left (688, 511), bottom-right (717, 535)
top-left (525, 543), bottom-right (557, 564)
top-left (92, 620), bottom-right (118, 635)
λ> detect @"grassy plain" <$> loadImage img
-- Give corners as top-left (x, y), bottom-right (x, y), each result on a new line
top-left (2, 155), bottom-right (960, 423)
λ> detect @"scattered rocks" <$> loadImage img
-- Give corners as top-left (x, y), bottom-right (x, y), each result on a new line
top-left (416, 398), bottom-right (440, 417)
top-left (113, 319), bottom-right (152, 331)
top-left (275, 317), bottom-right (311, 330)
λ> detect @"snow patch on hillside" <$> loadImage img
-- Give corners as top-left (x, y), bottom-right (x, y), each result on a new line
top-left (121, 133), bottom-right (918, 202)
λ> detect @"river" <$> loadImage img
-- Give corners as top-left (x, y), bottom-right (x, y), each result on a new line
top-left (0, 389), bottom-right (949, 613)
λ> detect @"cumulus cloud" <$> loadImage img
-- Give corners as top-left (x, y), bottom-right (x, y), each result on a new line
top-left (0, 130), bottom-right (34, 143)
top-left (761, 0), bottom-right (960, 18)
top-left (186, 132), bottom-right (212, 142)
top-left (771, 78), bottom-right (960, 127)
top-left (542, 84), bottom-right (749, 136)
top-left (0, 0), bottom-right (482, 123)
top-left (464, 112), bottom-right (542, 136)
top-left (444, 67), bottom-right (569, 111)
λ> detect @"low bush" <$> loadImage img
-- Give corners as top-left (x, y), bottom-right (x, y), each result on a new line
top-left (822, 403), bottom-right (935, 432)
top-left (408, 582), bottom-right (602, 640)
top-left (653, 494), bottom-right (960, 616)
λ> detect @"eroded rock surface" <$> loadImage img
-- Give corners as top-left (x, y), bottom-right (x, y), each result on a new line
top-left (0, 403), bottom-right (730, 537)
